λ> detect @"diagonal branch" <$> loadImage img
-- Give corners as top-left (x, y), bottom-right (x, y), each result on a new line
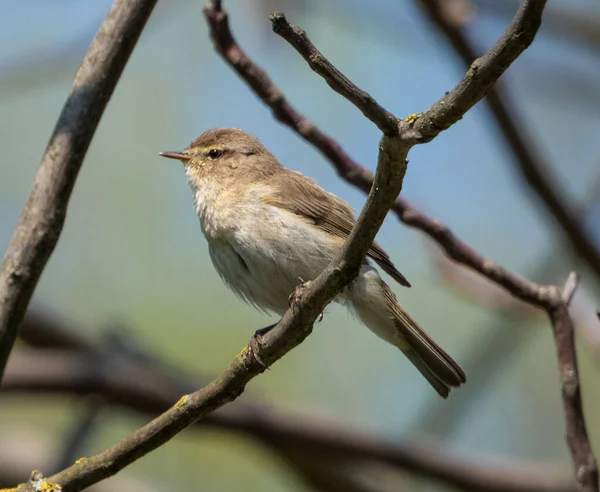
top-left (416, 0), bottom-right (600, 282)
top-left (0, 0), bottom-right (157, 381)
top-left (269, 12), bottom-right (398, 135)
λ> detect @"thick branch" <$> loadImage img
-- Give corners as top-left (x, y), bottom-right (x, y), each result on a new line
top-left (416, 0), bottom-right (600, 293)
top-left (0, 0), bottom-right (157, 380)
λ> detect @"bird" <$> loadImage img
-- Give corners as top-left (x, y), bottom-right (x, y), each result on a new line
top-left (160, 128), bottom-right (465, 397)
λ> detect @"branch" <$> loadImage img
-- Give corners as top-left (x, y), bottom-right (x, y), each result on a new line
top-left (416, 0), bottom-right (600, 282)
top-left (547, 275), bottom-right (599, 492)
top-left (0, 0), bottom-right (157, 380)
top-left (409, 0), bottom-right (547, 141)
top-left (269, 1), bottom-right (547, 145)
top-left (268, 12), bottom-right (398, 135)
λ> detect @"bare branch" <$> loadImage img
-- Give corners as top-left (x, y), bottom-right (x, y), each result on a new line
top-left (268, 11), bottom-right (398, 135)
top-left (410, 0), bottom-right (546, 141)
top-left (0, 0), bottom-right (157, 380)
top-left (546, 279), bottom-right (599, 492)
top-left (549, 304), bottom-right (599, 492)
top-left (415, 0), bottom-right (600, 282)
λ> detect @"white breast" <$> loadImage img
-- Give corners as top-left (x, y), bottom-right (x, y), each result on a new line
top-left (191, 180), bottom-right (342, 314)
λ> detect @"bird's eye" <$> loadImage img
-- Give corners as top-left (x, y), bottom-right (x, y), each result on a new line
top-left (208, 149), bottom-right (223, 159)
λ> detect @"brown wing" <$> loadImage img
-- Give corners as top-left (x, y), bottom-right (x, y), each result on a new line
top-left (263, 170), bottom-right (411, 287)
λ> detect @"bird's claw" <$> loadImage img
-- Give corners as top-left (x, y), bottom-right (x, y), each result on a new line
top-left (288, 277), bottom-right (311, 310)
top-left (247, 323), bottom-right (277, 369)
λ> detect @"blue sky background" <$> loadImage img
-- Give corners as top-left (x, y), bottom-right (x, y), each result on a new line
top-left (1, 1), bottom-right (600, 490)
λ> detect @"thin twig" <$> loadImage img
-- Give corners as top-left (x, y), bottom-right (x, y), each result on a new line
top-left (269, 1), bottom-right (547, 146)
top-left (416, 0), bottom-right (600, 283)
top-left (0, 0), bottom-right (157, 380)
top-left (269, 11), bottom-right (398, 135)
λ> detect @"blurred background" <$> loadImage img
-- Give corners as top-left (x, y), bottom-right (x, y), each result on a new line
top-left (1, 0), bottom-right (599, 490)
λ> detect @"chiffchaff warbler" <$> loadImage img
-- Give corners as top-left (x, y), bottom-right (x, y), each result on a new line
top-left (160, 128), bottom-right (465, 397)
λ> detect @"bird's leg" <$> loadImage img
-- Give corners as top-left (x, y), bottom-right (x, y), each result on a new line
top-left (288, 277), bottom-right (311, 310)
top-left (254, 322), bottom-right (278, 339)
top-left (249, 278), bottom-right (322, 367)
top-left (247, 322), bottom-right (278, 368)
top-left (288, 278), bottom-right (324, 321)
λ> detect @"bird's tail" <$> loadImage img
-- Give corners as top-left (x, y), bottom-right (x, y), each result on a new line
top-left (349, 268), bottom-right (466, 398)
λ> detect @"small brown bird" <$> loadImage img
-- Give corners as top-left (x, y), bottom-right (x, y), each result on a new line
top-left (160, 128), bottom-right (465, 397)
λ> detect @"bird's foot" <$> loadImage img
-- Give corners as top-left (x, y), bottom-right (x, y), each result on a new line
top-left (247, 322), bottom-right (277, 369)
top-left (288, 277), bottom-right (311, 310)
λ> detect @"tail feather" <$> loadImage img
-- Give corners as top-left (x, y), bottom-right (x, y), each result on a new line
top-left (403, 348), bottom-right (453, 398)
top-left (381, 283), bottom-right (466, 396)
top-left (349, 268), bottom-right (465, 398)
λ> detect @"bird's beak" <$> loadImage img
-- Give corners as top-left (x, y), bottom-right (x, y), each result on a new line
top-left (159, 151), bottom-right (192, 161)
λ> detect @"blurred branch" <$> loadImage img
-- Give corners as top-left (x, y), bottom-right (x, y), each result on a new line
top-left (1, 310), bottom-right (577, 492)
top-left (415, 0), bottom-right (600, 283)
top-left (0, 23), bottom-right (93, 97)
top-left (478, 0), bottom-right (600, 52)
top-left (0, 427), bottom-right (157, 492)
top-left (428, 241), bottom-right (539, 317)
top-left (0, 0), bottom-right (158, 380)
top-left (55, 396), bottom-right (105, 472)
